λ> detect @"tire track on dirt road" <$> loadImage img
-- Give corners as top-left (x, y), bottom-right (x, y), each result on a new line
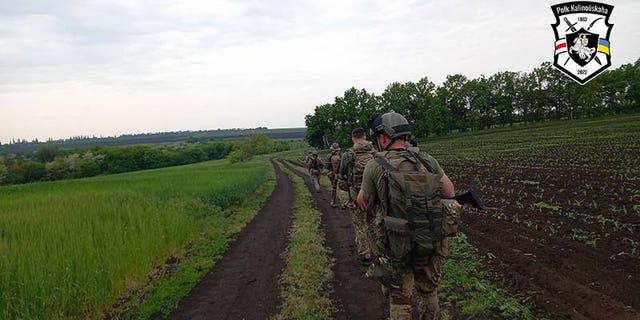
top-left (280, 160), bottom-right (387, 320)
top-left (167, 161), bottom-right (293, 320)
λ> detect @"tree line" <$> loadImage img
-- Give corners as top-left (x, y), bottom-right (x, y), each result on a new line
top-left (305, 59), bottom-right (640, 148)
top-left (0, 142), bottom-right (235, 185)
top-left (0, 134), bottom-right (292, 186)
top-left (0, 127), bottom-right (306, 155)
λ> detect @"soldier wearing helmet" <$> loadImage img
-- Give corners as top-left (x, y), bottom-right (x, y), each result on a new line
top-left (325, 142), bottom-right (342, 207)
top-left (307, 150), bottom-right (323, 192)
top-left (357, 111), bottom-right (455, 320)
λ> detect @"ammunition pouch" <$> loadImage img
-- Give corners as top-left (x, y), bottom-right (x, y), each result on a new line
top-left (365, 258), bottom-right (402, 287)
top-left (381, 216), bottom-right (411, 262)
top-left (442, 199), bottom-right (462, 237)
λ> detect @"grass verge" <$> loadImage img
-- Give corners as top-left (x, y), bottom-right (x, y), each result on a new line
top-left (272, 161), bottom-right (333, 320)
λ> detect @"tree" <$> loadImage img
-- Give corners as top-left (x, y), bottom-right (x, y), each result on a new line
top-left (489, 71), bottom-right (518, 126)
top-left (305, 88), bottom-right (380, 148)
top-left (465, 76), bottom-right (493, 130)
top-left (437, 74), bottom-right (469, 132)
top-left (33, 146), bottom-right (60, 163)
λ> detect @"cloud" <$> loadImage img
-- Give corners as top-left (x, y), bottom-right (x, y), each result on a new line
top-left (1, 0), bottom-right (639, 141)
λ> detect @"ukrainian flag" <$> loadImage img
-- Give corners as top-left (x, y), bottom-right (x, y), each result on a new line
top-left (598, 39), bottom-right (610, 55)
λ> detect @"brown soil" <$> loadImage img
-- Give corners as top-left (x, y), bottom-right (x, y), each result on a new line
top-left (280, 160), bottom-right (387, 320)
top-left (452, 163), bottom-right (640, 320)
top-left (166, 161), bottom-right (293, 320)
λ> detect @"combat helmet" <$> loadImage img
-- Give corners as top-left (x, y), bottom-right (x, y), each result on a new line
top-left (367, 111), bottom-right (412, 139)
top-left (330, 142), bottom-right (340, 151)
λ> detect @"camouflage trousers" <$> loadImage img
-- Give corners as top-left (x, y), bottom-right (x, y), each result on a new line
top-left (329, 176), bottom-right (338, 206)
top-left (309, 169), bottom-right (321, 192)
top-left (383, 239), bottom-right (449, 320)
top-left (350, 187), bottom-right (372, 259)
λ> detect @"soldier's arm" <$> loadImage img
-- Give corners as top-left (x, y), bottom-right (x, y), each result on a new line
top-left (357, 189), bottom-right (376, 213)
top-left (357, 162), bottom-right (378, 214)
top-left (440, 173), bottom-right (455, 199)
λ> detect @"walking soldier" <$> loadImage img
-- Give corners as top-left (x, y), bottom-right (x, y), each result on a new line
top-left (307, 150), bottom-right (323, 192)
top-left (357, 112), bottom-right (457, 320)
top-left (325, 143), bottom-right (342, 207)
top-left (339, 128), bottom-right (375, 265)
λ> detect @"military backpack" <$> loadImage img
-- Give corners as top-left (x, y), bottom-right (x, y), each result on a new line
top-left (375, 150), bottom-right (444, 265)
top-left (327, 152), bottom-right (341, 180)
top-left (351, 149), bottom-right (374, 188)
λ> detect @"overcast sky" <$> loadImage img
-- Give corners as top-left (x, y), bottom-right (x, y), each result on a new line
top-left (1, 0), bottom-right (639, 142)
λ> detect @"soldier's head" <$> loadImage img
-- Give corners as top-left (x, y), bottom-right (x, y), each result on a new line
top-left (311, 150), bottom-right (318, 157)
top-left (351, 127), bottom-right (366, 144)
top-left (330, 142), bottom-right (340, 152)
top-left (367, 111), bottom-right (411, 151)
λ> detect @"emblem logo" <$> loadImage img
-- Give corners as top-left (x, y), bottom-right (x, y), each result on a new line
top-left (551, 1), bottom-right (613, 84)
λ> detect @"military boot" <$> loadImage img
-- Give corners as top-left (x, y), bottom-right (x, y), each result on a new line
top-left (330, 190), bottom-right (338, 207)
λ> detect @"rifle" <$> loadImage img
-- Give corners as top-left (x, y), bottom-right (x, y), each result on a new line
top-left (453, 188), bottom-right (487, 210)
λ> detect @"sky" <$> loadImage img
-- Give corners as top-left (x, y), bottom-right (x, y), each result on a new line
top-left (1, 0), bottom-right (639, 142)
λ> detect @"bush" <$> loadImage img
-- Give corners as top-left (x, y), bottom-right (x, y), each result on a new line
top-left (1, 142), bottom-right (235, 185)
top-left (0, 163), bottom-right (7, 185)
top-left (20, 161), bottom-right (47, 182)
top-left (228, 134), bottom-right (290, 163)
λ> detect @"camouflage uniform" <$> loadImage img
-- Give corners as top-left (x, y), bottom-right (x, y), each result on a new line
top-left (361, 149), bottom-right (447, 320)
top-left (339, 141), bottom-right (375, 261)
top-left (307, 152), bottom-right (323, 192)
top-left (326, 144), bottom-right (342, 207)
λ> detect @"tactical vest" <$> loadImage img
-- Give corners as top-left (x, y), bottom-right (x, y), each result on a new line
top-left (329, 152), bottom-right (341, 175)
top-left (309, 157), bottom-right (322, 170)
top-left (375, 150), bottom-right (443, 264)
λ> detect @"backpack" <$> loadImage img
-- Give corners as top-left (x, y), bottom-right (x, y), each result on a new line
top-left (375, 150), bottom-right (443, 264)
top-left (309, 157), bottom-right (323, 170)
top-left (328, 152), bottom-right (341, 178)
top-left (351, 149), bottom-right (374, 188)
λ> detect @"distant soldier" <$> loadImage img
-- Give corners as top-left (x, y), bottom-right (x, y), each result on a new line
top-left (325, 143), bottom-right (342, 207)
top-left (305, 150), bottom-right (313, 173)
top-left (357, 112), bottom-right (456, 320)
top-left (339, 128), bottom-right (375, 265)
top-left (307, 150), bottom-right (323, 192)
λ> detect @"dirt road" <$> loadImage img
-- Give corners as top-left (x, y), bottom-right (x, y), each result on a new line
top-left (167, 161), bottom-right (293, 320)
top-left (166, 160), bottom-right (386, 320)
top-left (280, 160), bottom-right (387, 320)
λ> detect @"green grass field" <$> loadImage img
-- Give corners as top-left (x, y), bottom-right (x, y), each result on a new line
top-left (0, 159), bottom-right (270, 320)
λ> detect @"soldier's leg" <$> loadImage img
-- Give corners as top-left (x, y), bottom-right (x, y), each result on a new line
top-left (414, 255), bottom-right (444, 320)
top-left (330, 178), bottom-right (338, 207)
top-left (387, 270), bottom-right (414, 320)
top-left (351, 207), bottom-right (372, 260)
top-left (312, 171), bottom-right (321, 192)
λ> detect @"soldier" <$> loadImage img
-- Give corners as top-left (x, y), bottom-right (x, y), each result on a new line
top-left (357, 112), bottom-right (455, 320)
top-left (305, 150), bottom-right (313, 174)
top-left (339, 128), bottom-right (375, 265)
top-left (307, 150), bottom-right (323, 192)
top-left (325, 143), bottom-right (342, 207)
